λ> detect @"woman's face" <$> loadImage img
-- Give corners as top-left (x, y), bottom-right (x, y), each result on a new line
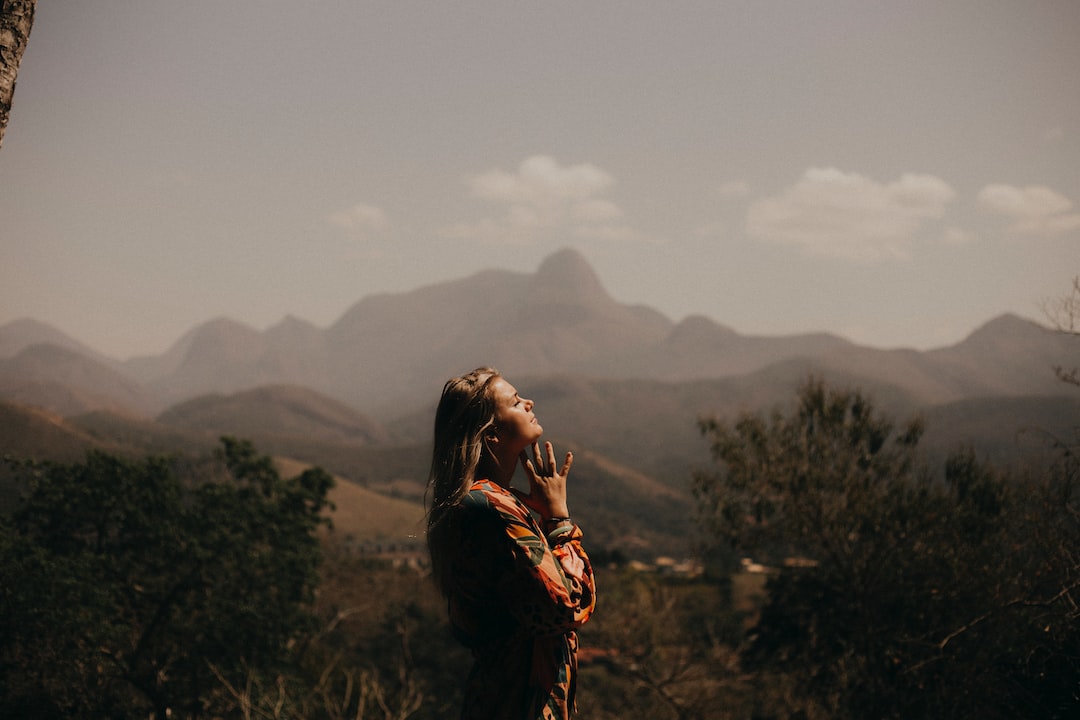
top-left (490, 377), bottom-right (543, 453)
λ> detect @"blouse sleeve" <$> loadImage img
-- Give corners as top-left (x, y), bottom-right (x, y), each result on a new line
top-left (480, 487), bottom-right (597, 637)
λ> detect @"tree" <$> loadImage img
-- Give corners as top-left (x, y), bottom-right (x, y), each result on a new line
top-left (1043, 275), bottom-right (1080, 386)
top-left (693, 377), bottom-right (924, 571)
top-left (0, 437), bottom-right (333, 718)
top-left (693, 377), bottom-right (1080, 719)
top-left (0, 0), bottom-right (36, 150)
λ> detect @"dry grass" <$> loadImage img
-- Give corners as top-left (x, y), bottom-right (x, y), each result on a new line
top-left (274, 457), bottom-right (425, 545)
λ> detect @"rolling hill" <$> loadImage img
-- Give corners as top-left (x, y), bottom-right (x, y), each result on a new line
top-left (156, 384), bottom-right (391, 444)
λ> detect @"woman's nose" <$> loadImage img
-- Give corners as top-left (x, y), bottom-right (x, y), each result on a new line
top-left (524, 398), bottom-right (534, 410)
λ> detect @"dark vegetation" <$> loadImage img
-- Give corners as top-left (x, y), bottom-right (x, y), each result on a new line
top-left (2, 370), bottom-right (1077, 719)
top-left (693, 379), bottom-right (1079, 719)
top-left (0, 438), bottom-right (333, 718)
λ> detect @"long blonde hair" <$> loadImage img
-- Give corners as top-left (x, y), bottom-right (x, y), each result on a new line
top-left (426, 367), bottom-right (500, 591)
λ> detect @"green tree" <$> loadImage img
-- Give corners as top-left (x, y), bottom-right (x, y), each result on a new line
top-left (693, 377), bottom-right (1079, 719)
top-left (0, 437), bottom-right (333, 718)
top-left (693, 377), bottom-right (924, 571)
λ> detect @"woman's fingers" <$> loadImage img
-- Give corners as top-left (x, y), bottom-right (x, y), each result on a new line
top-left (517, 442), bottom-right (573, 518)
top-left (528, 441), bottom-right (571, 480)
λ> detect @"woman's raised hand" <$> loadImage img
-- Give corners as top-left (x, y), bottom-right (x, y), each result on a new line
top-left (514, 441), bottom-right (573, 521)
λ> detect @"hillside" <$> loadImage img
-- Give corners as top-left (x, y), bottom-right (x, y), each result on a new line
top-left (0, 343), bottom-right (160, 416)
top-left (919, 394), bottom-right (1080, 468)
top-left (156, 384), bottom-right (391, 444)
top-left (0, 400), bottom-right (112, 462)
top-left (7, 396), bottom-right (695, 556)
top-left (0, 401), bottom-right (116, 513)
top-left (272, 457), bottom-right (426, 548)
top-left (7, 368), bottom-right (1076, 558)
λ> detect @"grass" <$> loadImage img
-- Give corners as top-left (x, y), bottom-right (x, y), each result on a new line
top-left (274, 456), bottom-right (426, 546)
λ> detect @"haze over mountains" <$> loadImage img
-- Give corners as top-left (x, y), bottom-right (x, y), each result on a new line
top-left (2, 248), bottom-right (1077, 553)
top-left (2, 248), bottom-right (1075, 421)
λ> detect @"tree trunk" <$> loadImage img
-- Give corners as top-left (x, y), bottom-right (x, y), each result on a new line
top-left (0, 0), bottom-right (36, 151)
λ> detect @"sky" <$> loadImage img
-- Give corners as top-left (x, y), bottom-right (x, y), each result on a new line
top-left (1, 0), bottom-right (1078, 360)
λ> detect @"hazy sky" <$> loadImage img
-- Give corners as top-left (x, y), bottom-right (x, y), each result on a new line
top-left (2, 1), bottom-right (1078, 360)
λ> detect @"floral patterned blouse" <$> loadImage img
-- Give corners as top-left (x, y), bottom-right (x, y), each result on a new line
top-left (441, 479), bottom-right (597, 720)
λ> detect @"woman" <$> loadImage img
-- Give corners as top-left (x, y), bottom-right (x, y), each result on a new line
top-left (427, 367), bottom-right (596, 720)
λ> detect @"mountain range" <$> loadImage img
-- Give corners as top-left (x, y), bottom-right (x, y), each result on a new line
top-left (1, 248), bottom-right (1077, 555)
top-left (2, 248), bottom-right (1075, 419)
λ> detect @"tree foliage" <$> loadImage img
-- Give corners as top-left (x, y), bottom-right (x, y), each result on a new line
top-left (0, 438), bottom-right (333, 718)
top-left (694, 377), bottom-right (923, 569)
top-left (693, 377), bottom-right (1080, 719)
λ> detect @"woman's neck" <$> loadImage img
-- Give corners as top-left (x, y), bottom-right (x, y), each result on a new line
top-left (479, 451), bottom-right (516, 490)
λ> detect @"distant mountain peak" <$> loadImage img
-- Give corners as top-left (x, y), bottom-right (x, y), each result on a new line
top-left (267, 314), bottom-right (321, 339)
top-left (674, 314), bottom-right (738, 337)
top-left (0, 318), bottom-right (109, 362)
top-left (196, 316), bottom-right (260, 335)
top-left (529, 247), bottom-right (610, 307)
top-left (537, 246), bottom-right (593, 275)
top-left (274, 314), bottom-right (316, 328)
top-left (975, 312), bottom-right (1044, 333)
top-left (180, 317), bottom-right (266, 366)
top-left (957, 313), bottom-right (1049, 347)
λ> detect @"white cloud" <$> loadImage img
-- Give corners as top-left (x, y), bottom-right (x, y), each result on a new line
top-left (470, 154), bottom-right (613, 204)
top-left (327, 203), bottom-right (389, 240)
top-left (745, 167), bottom-right (956, 262)
top-left (977, 183), bottom-right (1080, 237)
top-left (444, 155), bottom-right (632, 244)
